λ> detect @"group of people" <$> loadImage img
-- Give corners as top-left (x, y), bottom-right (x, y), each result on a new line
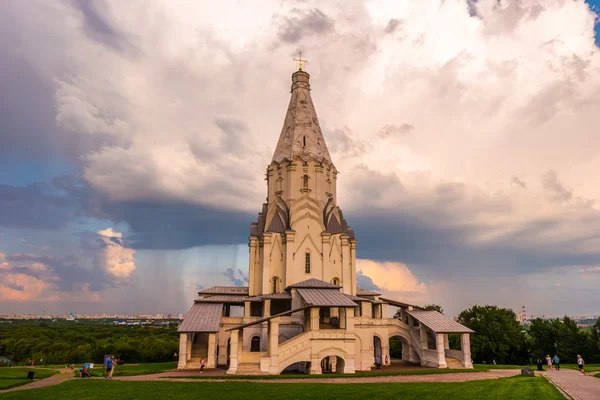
top-left (536, 354), bottom-right (585, 375)
top-left (374, 355), bottom-right (390, 369)
top-left (104, 356), bottom-right (116, 379)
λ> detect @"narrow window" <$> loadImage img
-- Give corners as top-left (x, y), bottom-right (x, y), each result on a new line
top-left (303, 136), bottom-right (306, 147)
top-left (305, 253), bottom-right (311, 274)
top-left (333, 278), bottom-right (339, 286)
top-left (250, 336), bottom-right (260, 352)
top-left (303, 175), bottom-right (309, 189)
top-left (272, 277), bottom-right (278, 294)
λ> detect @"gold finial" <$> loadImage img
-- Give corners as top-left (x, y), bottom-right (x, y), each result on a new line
top-left (294, 52), bottom-right (308, 71)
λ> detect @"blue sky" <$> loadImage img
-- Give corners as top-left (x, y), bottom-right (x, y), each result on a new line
top-left (1, 0), bottom-right (600, 317)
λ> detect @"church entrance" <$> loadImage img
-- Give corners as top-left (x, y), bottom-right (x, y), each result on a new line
top-left (373, 335), bottom-right (382, 361)
top-left (320, 356), bottom-right (345, 374)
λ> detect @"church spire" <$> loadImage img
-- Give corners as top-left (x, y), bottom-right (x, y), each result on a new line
top-left (272, 68), bottom-right (332, 165)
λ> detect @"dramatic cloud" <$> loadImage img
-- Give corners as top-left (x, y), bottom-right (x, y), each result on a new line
top-left (356, 259), bottom-right (428, 302)
top-left (222, 266), bottom-right (249, 287)
top-left (1, 0), bottom-right (600, 315)
top-left (95, 228), bottom-right (136, 278)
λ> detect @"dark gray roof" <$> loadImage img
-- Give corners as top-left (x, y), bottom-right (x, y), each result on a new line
top-left (357, 288), bottom-right (381, 296)
top-left (297, 288), bottom-right (357, 307)
top-left (407, 310), bottom-right (474, 334)
top-left (178, 303), bottom-right (223, 332)
top-left (198, 286), bottom-right (249, 295)
top-left (260, 292), bottom-right (292, 299)
top-left (196, 295), bottom-right (261, 303)
top-left (286, 278), bottom-right (341, 289)
top-left (380, 297), bottom-right (423, 310)
top-left (345, 294), bottom-right (371, 302)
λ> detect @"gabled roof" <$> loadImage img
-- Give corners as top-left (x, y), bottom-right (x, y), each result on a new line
top-left (357, 288), bottom-right (381, 296)
top-left (272, 70), bottom-right (332, 164)
top-left (286, 278), bottom-right (341, 289)
top-left (198, 286), bottom-right (249, 295)
top-left (178, 303), bottom-right (222, 333)
top-left (196, 295), bottom-right (261, 303)
top-left (407, 310), bottom-right (474, 334)
top-left (260, 292), bottom-right (292, 300)
top-left (297, 288), bottom-right (357, 307)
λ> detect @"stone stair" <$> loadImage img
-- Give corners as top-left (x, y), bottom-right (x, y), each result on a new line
top-left (446, 357), bottom-right (466, 369)
top-left (236, 362), bottom-right (262, 375)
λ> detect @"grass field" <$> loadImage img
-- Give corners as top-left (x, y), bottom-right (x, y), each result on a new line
top-left (0, 367), bottom-right (58, 390)
top-left (72, 362), bottom-right (178, 377)
top-left (175, 365), bottom-right (495, 380)
top-left (561, 363), bottom-right (600, 372)
top-left (0, 376), bottom-right (562, 400)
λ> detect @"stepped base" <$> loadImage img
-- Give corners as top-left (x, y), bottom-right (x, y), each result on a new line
top-left (446, 357), bottom-right (467, 369)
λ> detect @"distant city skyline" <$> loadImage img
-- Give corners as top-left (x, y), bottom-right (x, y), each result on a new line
top-left (2, 0), bottom-right (600, 317)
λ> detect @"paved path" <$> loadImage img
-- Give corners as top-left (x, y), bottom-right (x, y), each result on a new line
top-left (0, 371), bottom-right (72, 394)
top-left (541, 369), bottom-right (600, 400)
top-left (118, 369), bottom-right (520, 384)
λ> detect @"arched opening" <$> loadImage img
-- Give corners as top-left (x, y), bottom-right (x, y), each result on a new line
top-left (281, 361), bottom-right (309, 374)
top-left (272, 277), bottom-right (278, 294)
top-left (373, 335), bottom-right (382, 367)
top-left (389, 336), bottom-right (403, 360)
top-left (250, 336), bottom-right (260, 352)
top-left (226, 338), bottom-right (231, 366)
top-left (332, 277), bottom-right (339, 286)
top-left (320, 355), bottom-right (345, 374)
top-left (302, 175), bottom-right (309, 190)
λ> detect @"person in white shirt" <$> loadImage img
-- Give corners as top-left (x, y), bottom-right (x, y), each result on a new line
top-left (577, 355), bottom-right (585, 375)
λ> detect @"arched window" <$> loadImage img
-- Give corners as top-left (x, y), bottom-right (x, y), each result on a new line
top-left (305, 252), bottom-right (311, 274)
top-left (272, 277), bottom-right (278, 294)
top-left (333, 278), bottom-right (339, 286)
top-left (250, 336), bottom-right (260, 352)
top-left (276, 177), bottom-right (283, 192)
top-left (303, 175), bottom-right (309, 190)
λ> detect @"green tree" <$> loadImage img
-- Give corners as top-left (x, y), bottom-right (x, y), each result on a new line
top-left (424, 304), bottom-right (444, 314)
top-left (457, 305), bottom-right (526, 364)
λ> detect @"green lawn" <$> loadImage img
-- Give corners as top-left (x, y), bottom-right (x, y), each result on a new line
top-left (0, 376), bottom-right (562, 400)
top-left (175, 365), bottom-right (492, 380)
top-left (474, 364), bottom-right (526, 370)
top-left (0, 367), bottom-right (58, 390)
top-left (0, 368), bottom-right (58, 379)
top-left (561, 363), bottom-right (600, 372)
top-left (0, 380), bottom-right (29, 390)
top-left (79, 362), bottom-right (177, 377)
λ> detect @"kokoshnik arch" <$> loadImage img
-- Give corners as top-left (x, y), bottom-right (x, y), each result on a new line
top-left (178, 64), bottom-right (474, 374)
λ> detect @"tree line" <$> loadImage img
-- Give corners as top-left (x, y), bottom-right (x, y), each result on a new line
top-left (0, 320), bottom-right (179, 365)
top-left (456, 305), bottom-right (599, 364)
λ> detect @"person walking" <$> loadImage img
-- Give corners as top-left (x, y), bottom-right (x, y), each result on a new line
top-left (577, 354), bottom-right (585, 375)
top-left (110, 357), bottom-right (115, 378)
top-left (200, 357), bottom-right (205, 373)
top-left (105, 357), bottom-right (113, 379)
top-left (384, 355), bottom-right (389, 367)
top-left (173, 352), bottom-right (178, 362)
top-left (552, 355), bottom-right (560, 371)
top-left (536, 357), bottom-right (543, 371)
top-left (375, 355), bottom-right (381, 369)
top-left (546, 355), bottom-right (552, 371)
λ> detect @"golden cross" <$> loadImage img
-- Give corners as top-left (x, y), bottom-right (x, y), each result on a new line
top-left (294, 52), bottom-right (308, 71)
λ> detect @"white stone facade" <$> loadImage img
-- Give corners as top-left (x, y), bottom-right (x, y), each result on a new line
top-left (178, 69), bottom-right (473, 374)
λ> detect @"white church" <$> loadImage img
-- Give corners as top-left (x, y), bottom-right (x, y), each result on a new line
top-left (178, 64), bottom-right (474, 374)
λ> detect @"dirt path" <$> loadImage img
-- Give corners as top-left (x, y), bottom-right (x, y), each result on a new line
top-left (117, 369), bottom-right (521, 384)
top-left (0, 371), bottom-right (72, 394)
top-left (541, 369), bottom-right (600, 400)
